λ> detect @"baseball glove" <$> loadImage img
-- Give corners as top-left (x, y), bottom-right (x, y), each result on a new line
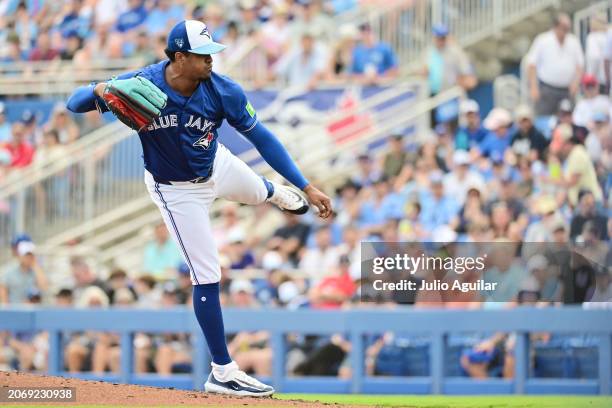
top-left (101, 76), bottom-right (167, 132)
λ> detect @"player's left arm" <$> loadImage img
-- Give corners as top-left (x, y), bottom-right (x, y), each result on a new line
top-left (244, 121), bottom-right (331, 217)
top-left (221, 79), bottom-right (332, 217)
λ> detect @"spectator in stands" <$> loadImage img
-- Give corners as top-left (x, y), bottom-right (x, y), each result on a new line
top-left (584, 13), bottom-right (610, 94)
top-left (28, 30), bottom-right (59, 61)
top-left (59, 31), bottom-right (84, 61)
top-left (308, 254), bottom-right (355, 309)
top-left (143, 222), bottom-right (183, 280)
top-left (226, 229), bottom-right (256, 269)
top-left (270, 211), bottom-right (311, 267)
top-left (510, 105), bottom-right (549, 161)
top-left (116, 0), bottom-right (148, 34)
top-left (443, 150), bottom-right (485, 206)
top-left (360, 177), bottom-right (404, 233)
top-left (550, 124), bottom-right (603, 207)
top-left (570, 191), bottom-right (608, 243)
top-left (55, 288), bottom-right (74, 307)
top-left (225, 279), bottom-right (272, 375)
top-left (33, 129), bottom-right (68, 219)
top-left (381, 134), bottom-right (407, 179)
top-left (524, 196), bottom-right (561, 243)
top-left (33, 129), bottom-right (65, 164)
top-left (3, 122), bottom-right (34, 168)
top-left (236, 0), bottom-right (261, 37)
top-left (419, 170), bottom-right (460, 235)
top-left (351, 153), bottom-right (381, 188)
top-left (12, 2), bottom-right (37, 54)
top-left (290, 0), bottom-right (333, 44)
top-left (584, 111), bottom-right (610, 168)
top-left (478, 108), bottom-right (513, 159)
top-left (274, 30), bottom-right (328, 89)
top-left (422, 24), bottom-right (476, 97)
top-left (554, 98), bottom-right (589, 144)
top-left (0, 102), bottom-right (10, 143)
top-left (92, 288), bottom-right (136, 373)
top-left (451, 187), bottom-right (487, 237)
top-left (56, 0), bottom-right (91, 39)
top-left (527, 13), bottom-right (584, 116)
top-left (129, 30), bottom-right (156, 64)
top-left (145, 0), bottom-right (185, 36)
top-left (351, 23), bottom-right (398, 84)
top-left (482, 241), bottom-right (527, 303)
top-left (1, 32), bottom-right (24, 64)
top-left (175, 263), bottom-right (193, 304)
top-left (106, 268), bottom-right (137, 305)
top-left (327, 23), bottom-right (358, 80)
top-left (587, 266), bottom-right (612, 302)
top-left (65, 286), bottom-right (110, 372)
top-left (455, 99), bottom-right (487, 151)
top-left (299, 225), bottom-right (343, 283)
top-left (134, 275), bottom-right (160, 308)
top-left (70, 257), bottom-right (107, 303)
top-left (0, 241), bottom-right (48, 304)
top-left (45, 103), bottom-right (79, 144)
top-left (572, 74), bottom-right (610, 129)
top-left (261, 2), bottom-right (292, 65)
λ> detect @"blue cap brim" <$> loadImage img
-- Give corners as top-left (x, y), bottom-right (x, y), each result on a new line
top-left (189, 42), bottom-right (226, 55)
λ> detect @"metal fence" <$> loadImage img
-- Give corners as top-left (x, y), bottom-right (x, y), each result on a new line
top-left (574, 0), bottom-right (612, 47)
top-left (0, 307), bottom-right (610, 395)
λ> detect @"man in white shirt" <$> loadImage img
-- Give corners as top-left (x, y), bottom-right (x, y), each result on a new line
top-left (527, 13), bottom-right (584, 116)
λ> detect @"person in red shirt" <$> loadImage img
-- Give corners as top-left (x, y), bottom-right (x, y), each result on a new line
top-left (308, 255), bottom-right (356, 309)
top-left (28, 31), bottom-right (59, 62)
top-left (4, 122), bottom-right (35, 168)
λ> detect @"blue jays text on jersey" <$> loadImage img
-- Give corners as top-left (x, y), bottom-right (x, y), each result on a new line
top-left (102, 60), bottom-right (257, 182)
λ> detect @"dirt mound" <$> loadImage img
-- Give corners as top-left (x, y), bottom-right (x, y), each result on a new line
top-left (0, 371), bottom-right (347, 407)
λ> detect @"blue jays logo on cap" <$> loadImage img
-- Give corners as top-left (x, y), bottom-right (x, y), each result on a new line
top-left (167, 20), bottom-right (226, 55)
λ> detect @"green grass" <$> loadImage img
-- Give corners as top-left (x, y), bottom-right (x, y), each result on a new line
top-left (6, 395), bottom-right (612, 407)
top-left (276, 394), bottom-right (612, 408)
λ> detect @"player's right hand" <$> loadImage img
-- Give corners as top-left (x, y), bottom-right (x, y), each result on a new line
top-left (303, 184), bottom-right (332, 219)
top-left (529, 85), bottom-right (540, 102)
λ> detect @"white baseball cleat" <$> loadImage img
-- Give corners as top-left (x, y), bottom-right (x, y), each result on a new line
top-left (267, 181), bottom-right (309, 215)
top-left (204, 362), bottom-right (274, 397)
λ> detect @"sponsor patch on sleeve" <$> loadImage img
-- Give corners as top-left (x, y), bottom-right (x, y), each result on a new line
top-left (246, 101), bottom-right (256, 118)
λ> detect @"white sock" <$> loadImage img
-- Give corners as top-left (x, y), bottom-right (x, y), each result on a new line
top-left (211, 360), bottom-right (238, 382)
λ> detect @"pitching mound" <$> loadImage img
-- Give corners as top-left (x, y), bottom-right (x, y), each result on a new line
top-left (1, 371), bottom-right (348, 407)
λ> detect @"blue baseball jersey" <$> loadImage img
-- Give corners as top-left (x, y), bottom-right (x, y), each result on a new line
top-left (107, 60), bottom-right (257, 181)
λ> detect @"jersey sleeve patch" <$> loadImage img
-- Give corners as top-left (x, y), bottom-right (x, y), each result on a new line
top-left (246, 101), bottom-right (256, 118)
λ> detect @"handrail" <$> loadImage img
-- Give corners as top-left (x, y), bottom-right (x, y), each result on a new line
top-left (0, 121), bottom-right (134, 199)
top-left (573, 0), bottom-right (612, 47)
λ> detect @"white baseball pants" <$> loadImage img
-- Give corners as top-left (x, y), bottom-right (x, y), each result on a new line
top-left (145, 143), bottom-right (268, 285)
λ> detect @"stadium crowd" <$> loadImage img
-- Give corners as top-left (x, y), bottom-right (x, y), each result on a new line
top-left (0, 1), bottom-right (611, 383)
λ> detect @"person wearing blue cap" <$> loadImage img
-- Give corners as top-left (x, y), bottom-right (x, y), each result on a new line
top-left (421, 23), bottom-right (476, 124)
top-left (66, 19), bottom-right (333, 397)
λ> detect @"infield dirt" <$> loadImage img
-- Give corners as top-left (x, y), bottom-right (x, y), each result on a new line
top-left (1, 371), bottom-right (351, 407)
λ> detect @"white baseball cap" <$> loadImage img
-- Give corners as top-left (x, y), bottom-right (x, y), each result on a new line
top-left (230, 279), bottom-right (254, 295)
top-left (167, 20), bottom-right (226, 55)
top-left (17, 241), bottom-right (36, 256)
top-left (453, 150), bottom-right (471, 166)
top-left (460, 99), bottom-right (480, 114)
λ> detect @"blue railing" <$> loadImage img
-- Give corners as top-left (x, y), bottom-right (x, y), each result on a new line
top-left (1, 307), bottom-right (611, 395)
